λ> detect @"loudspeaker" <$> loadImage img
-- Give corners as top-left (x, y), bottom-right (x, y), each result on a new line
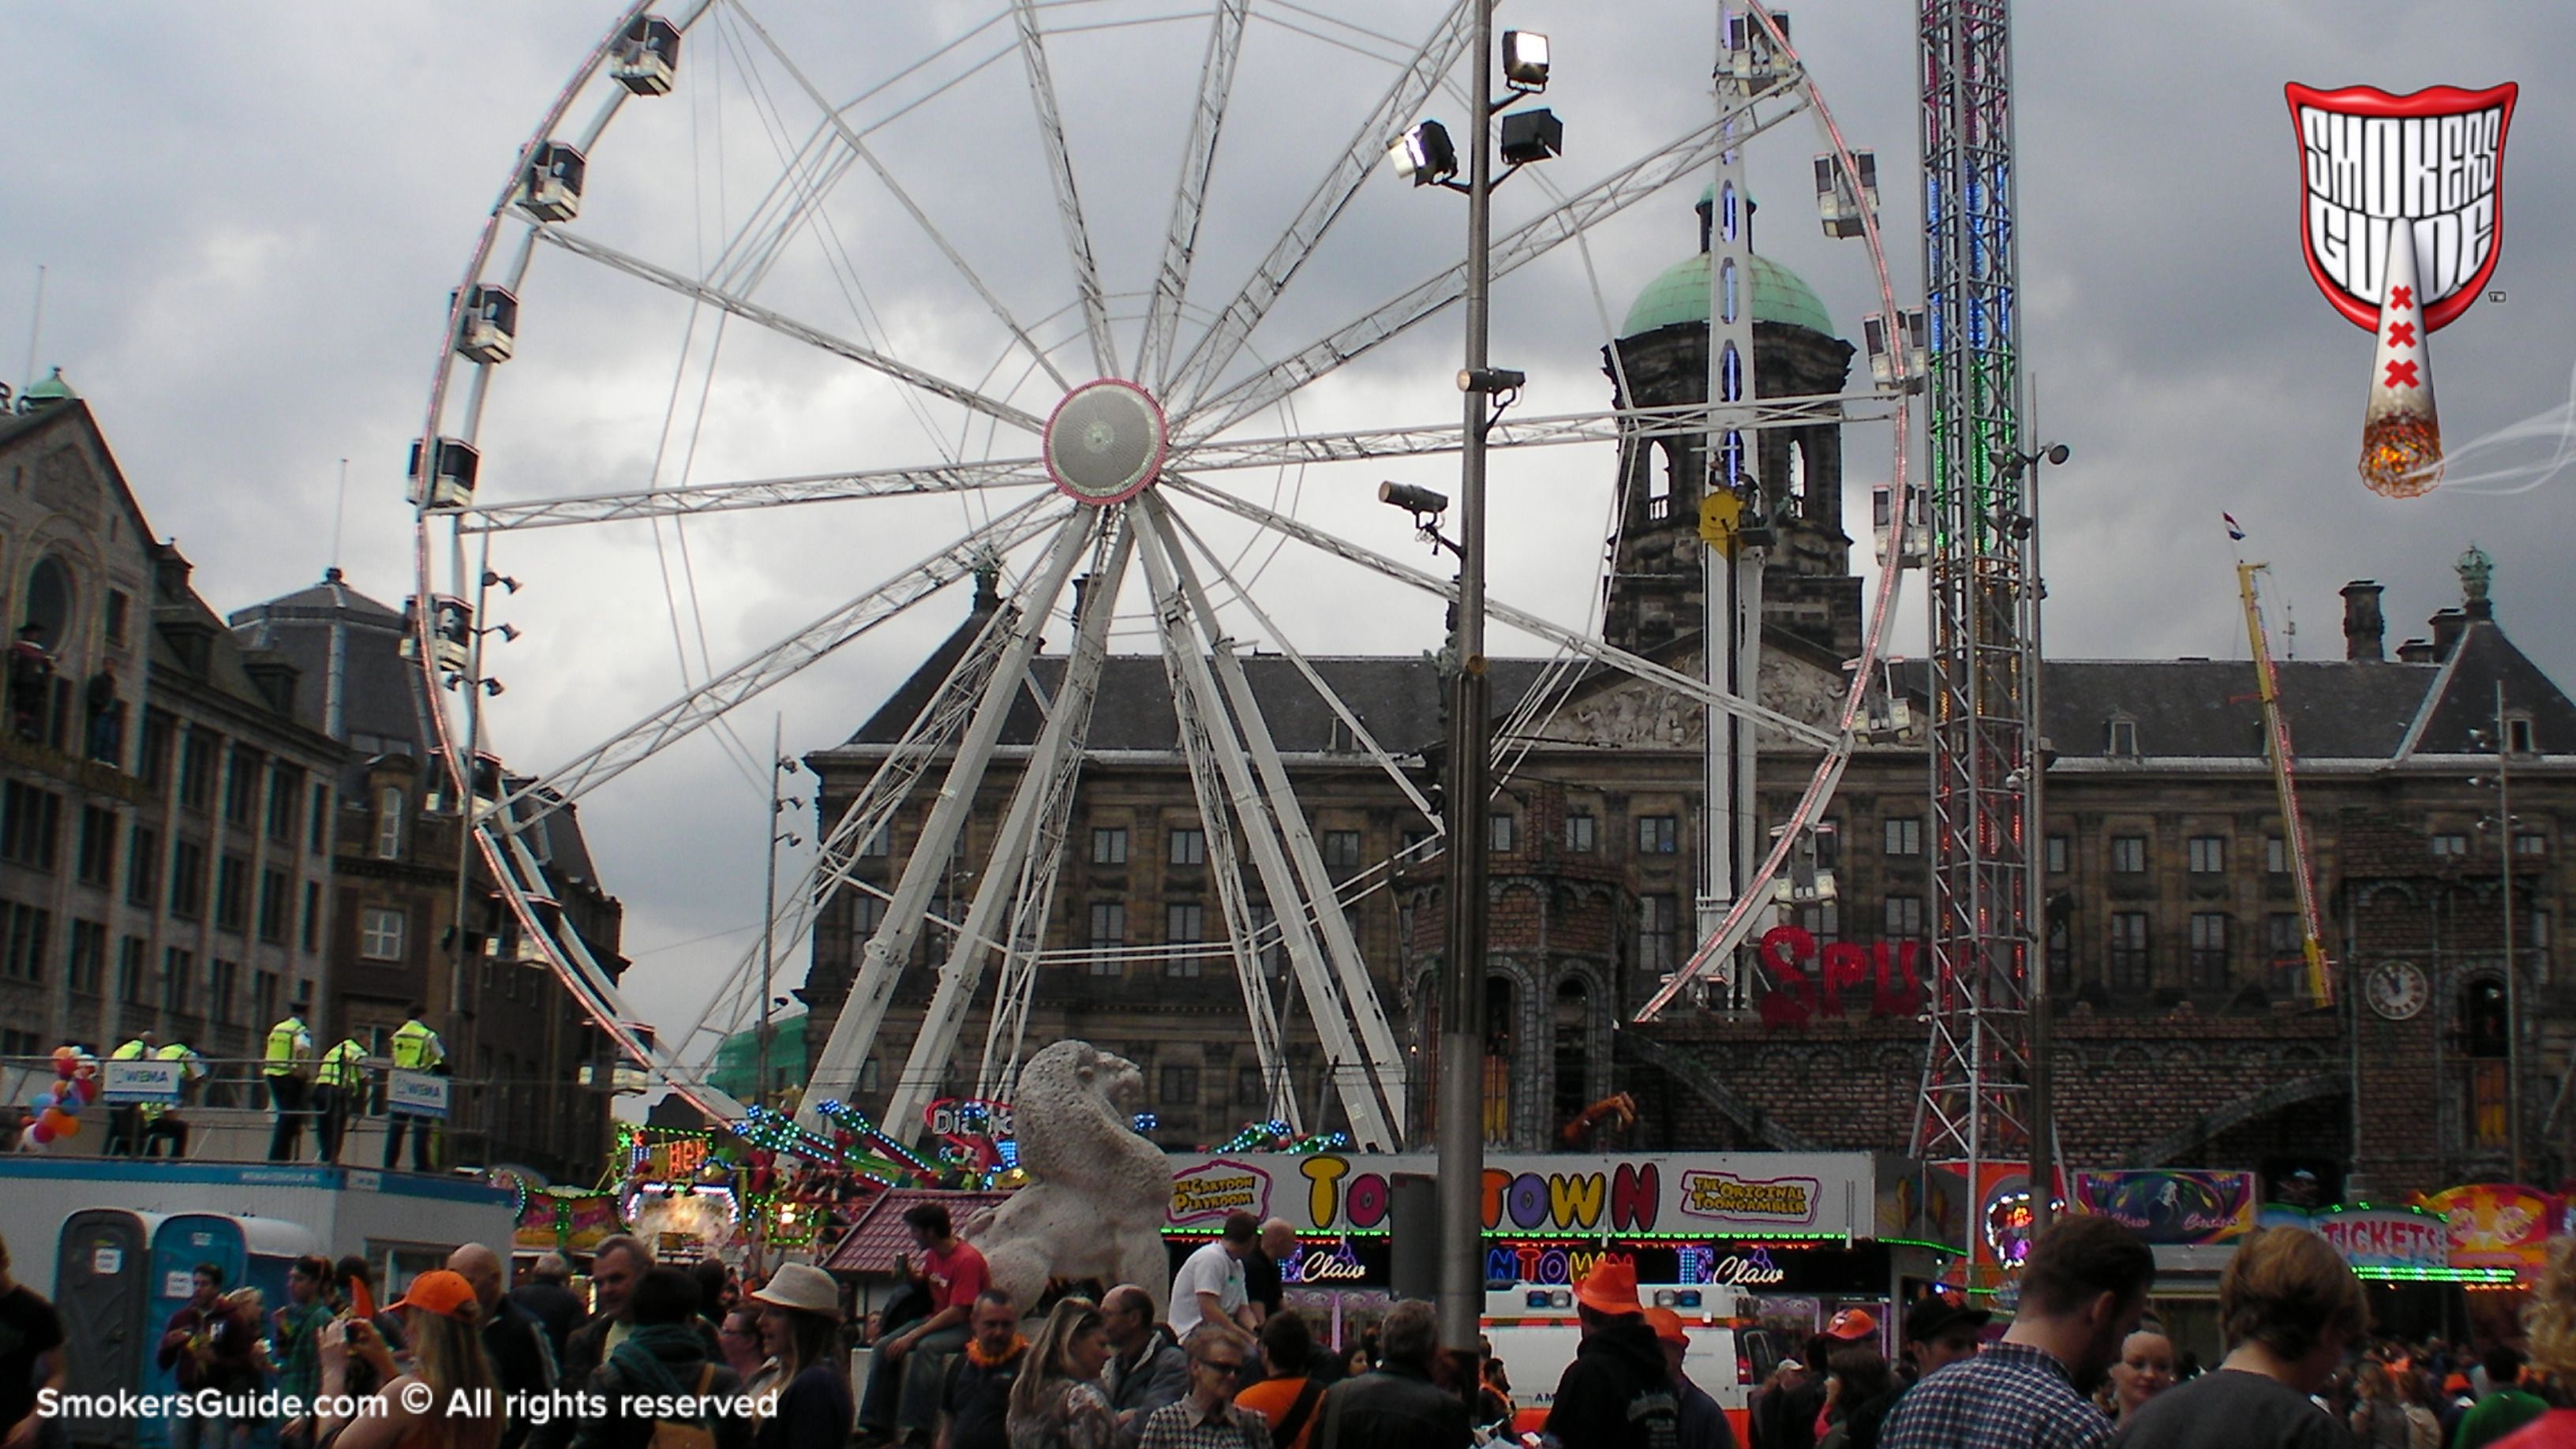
top-left (1388, 1172), bottom-right (1440, 1302)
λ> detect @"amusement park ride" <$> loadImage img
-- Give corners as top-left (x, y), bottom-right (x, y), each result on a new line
top-left (400, 0), bottom-right (2068, 1281)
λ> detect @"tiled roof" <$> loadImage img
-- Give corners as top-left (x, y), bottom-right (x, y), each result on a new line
top-left (821, 1189), bottom-right (1014, 1274)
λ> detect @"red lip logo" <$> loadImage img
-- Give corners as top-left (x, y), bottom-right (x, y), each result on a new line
top-left (2285, 83), bottom-right (2515, 334)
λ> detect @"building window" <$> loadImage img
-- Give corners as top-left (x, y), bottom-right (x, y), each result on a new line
top-left (1800, 900), bottom-right (1840, 944)
top-left (116, 936), bottom-right (146, 1004)
top-left (223, 749), bottom-right (260, 826)
top-left (2047, 916), bottom-right (2071, 993)
top-left (857, 822), bottom-right (889, 858)
top-left (2111, 836), bottom-right (2148, 874)
top-left (2045, 834), bottom-right (2069, 875)
top-left (2431, 833), bottom-right (2470, 858)
top-left (360, 905), bottom-right (406, 962)
top-left (67, 919), bottom-right (104, 996)
top-left (208, 959), bottom-right (240, 1024)
top-left (2531, 908), bottom-right (2554, 950)
top-left (1567, 814), bottom-right (1598, 852)
top-left (2265, 837), bottom-right (2289, 875)
top-left (374, 786), bottom-right (406, 860)
top-left (1159, 1065), bottom-right (1199, 1106)
top-left (0, 903), bottom-right (47, 983)
top-left (1237, 1065), bottom-right (1265, 1110)
top-left (215, 855), bottom-right (249, 934)
top-left (1087, 900), bottom-right (1126, 975)
top-left (309, 783), bottom-right (330, 852)
top-left (1250, 904), bottom-right (1282, 976)
top-left (1323, 830), bottom-right (1363, 871)
top-left (1885, 895), bottom-right (1925, 938)
top-left (2509, 717), bottom-right (2537, 754)
top-left (1637, 815), bottom-right (1679, 855)
top-left (1488, 813), bottom-right (1515, 852)
top-left (106, 590), bottom-right (130, 646)
top-left (75, 805), bottom-right (116, 887)
top-left (127, 826), bottom-right (159, 908)
top-left (2110, 912), bottom-right (2151, 990)
top-left (2516, 833), bottom-right (2548, 856)
top-left (1884, 817), bottom-right (1923, 857)
top-left (161, 948), bottom-right (193, 1016)
top-left (1090, 826), bottom-right (1128, 866)
top-left (2189, 913), bottom-right (2231, 989)
top-left (168, 841), bottom-right (206, 919)
top-left (140, 711), bottom-right (174, 794)
top-left (253, 968), bottom-right (279, 1028)
top-left (2187, 837), bottom-right (2226, 874)
top-left (266, 768), bottom-right (302, 846)
top-left (2107, 717), bottom-right (2140, 757)
top-left (301, 881), bottom-right (322, 953)
top-left (852, 893), bottom-right (888, 940)
top-left (1639, 894), bottom-right (1678, 975)
top-left (257, 868), bottom-right (290, 945)
top-left (2268, 913), bottom-right (2303, 966)
top-left (2470, 1061), bottom-right (2510, 1149)
top-left (178, 731), bottom-right (217, 811)
top-left (1169, 827), bottom-right (1205, 867)
top-left (0, 781), bottom-right (62, 871)
top-left (1166, 901), bottom-right (1205, 979)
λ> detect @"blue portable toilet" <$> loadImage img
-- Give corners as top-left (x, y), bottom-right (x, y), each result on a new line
top-left (140, 1215), bottom-right (320, 1449)
top-left (54, 1208), bottom-right (167, 1449)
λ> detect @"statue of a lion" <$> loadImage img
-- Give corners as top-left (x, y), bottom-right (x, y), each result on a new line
top-left (961, 1039), bottom-right (1172, 1318)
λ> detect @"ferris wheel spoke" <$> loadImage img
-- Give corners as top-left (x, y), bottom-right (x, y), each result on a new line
top-left (886, 521), bottom-right (1134, 1139)
top-left (1170, 392), bottom-right (1890, 475)
top-left (533, 225), bottom-right (1046, 433)
top-left (802, 512), bottom-right (1099, 1128)
top-left (721, 0), bottom-right (1075, 393)
top-left (1179, 82), bottom-right (1809, 442)
top-left (1130, 499), bottom-right (1400, 1149)
top-left (502, 494), bottom-right (1069, 830)
top-left (1010, 0), bottom-right (1118, 378)
top-left (1159, 506), bottom-right (1436, 823)
top-left (1163, 0), bottom-right (1475, 408)
top-left (1134, 0), bottom-right (1249, 390)
top-left (1163, 472), bottom-right (1840, 750)
top-left (457, 458), bottom-right (1050, 532)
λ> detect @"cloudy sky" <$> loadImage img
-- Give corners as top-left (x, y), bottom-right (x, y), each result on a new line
top-left (6, 2), bottom-right (2572, 1097)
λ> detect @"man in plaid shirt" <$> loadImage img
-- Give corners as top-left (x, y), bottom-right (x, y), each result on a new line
top-left (1881, 1215), bottom-right (2155, 1449)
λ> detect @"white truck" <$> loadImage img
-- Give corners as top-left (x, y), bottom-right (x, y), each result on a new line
top-left (1482, 1282), bottom-right (1779, 1441)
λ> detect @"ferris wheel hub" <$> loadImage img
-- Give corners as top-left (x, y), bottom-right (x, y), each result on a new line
top-left (1043, 379), bottom-right (1168, 507)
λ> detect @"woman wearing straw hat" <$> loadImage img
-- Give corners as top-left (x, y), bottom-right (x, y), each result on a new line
top-left (316, 1269), bottom-right (503, 1449)
top-left (750, 1265), bottom-right (855, 1449)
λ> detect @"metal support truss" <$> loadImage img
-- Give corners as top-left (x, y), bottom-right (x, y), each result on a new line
top-left (1910, 0), bottom-right (2040, 1286)
top-left (888, 522), bottom-right (1136, 1134)
top-left (801, 512), bottom-right (1098, 1128)
top-left (1132, 497), bottom-right (1403, 1149)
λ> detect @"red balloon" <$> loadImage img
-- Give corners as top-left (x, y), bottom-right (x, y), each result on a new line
top-left (52, 1056), bottom-right (77, 1080)
top-left (66, 1078), bottom-right (95, 1106)
top-left (26, 1121), bottom-right (54, 1145)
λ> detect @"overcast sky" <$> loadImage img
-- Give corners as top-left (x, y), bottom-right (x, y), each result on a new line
top-left (6, 2), bottom-right (2572, 1101)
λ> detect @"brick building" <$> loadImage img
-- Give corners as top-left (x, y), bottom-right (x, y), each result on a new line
top-left (0, 384), bottom-right (340, 1073)
top-left (799, 200), bottom-right (2576, 1200)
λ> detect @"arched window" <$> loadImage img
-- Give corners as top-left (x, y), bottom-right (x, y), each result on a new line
top-left (374, 785), bottom-right (406, 860)
top-left (1553, 978), bottom-right (1592, 1127)
top-left (21, 556), bottom-right (71, 649)
top-left (1482, 974), bottom-right (1516, 1144)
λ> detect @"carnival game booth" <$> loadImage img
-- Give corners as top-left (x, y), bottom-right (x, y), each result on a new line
top-left (1159, 1150), bottom-right (1949, 1360)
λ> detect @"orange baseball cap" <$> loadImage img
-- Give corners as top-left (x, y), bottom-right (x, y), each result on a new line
top-left (1645, 1307), bottom-right (1690, 1347)
top-left (1574, 1259), bottom-right (1643, 1316)
top-left (391, 1269), bottom-right (479, 1319)
top-left (1825, 1308), bottom-right (1878, 1340)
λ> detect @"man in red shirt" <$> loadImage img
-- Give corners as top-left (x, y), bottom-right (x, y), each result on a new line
top-left (860, 1202), bottom-right (990, 1445)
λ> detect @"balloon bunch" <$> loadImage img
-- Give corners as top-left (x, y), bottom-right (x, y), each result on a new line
top-left (21, 1046), bottom-right (98, 1147)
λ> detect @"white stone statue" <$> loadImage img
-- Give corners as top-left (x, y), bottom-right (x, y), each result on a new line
top-left (960, 1039), bottom-right (1173, 1317)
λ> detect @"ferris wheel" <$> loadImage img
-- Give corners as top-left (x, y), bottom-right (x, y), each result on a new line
top-left (407, 0), bottom-right (1919, 1151)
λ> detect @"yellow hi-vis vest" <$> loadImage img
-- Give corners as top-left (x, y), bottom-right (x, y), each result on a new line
top-left (390, 1019), bottom-right (443, 1071)
top-left (111, 1037), bottom-right (149, 1061)
top-left (265, 1017), bottom-right (312, 1077)
top-left (319, 1039), bottom-right (366, 1089)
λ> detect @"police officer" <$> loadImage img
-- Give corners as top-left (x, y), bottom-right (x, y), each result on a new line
top-left (383, 1004), bottom-right (445, 1173)
top-left (104, 1028), bottom-right (157, 1155)
top-left (313, 1034), bottom-right (367, 1164)
top-left (140, 1039), bottom-right (207, 1158)
top-left (264, 999), bottom-right (316, 1162)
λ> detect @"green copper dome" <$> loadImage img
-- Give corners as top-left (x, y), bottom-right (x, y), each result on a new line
top-left (20, 366), bottom-right (77, 406)
top-left (1620, 250), bottom-right (1834, 339)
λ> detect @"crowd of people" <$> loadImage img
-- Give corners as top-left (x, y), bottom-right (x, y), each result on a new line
top-left (17, 1212), bottom-right (2576, 1449)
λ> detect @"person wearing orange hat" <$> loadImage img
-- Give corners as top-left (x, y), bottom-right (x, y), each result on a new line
top-left (1646, 1308), bottom-right (1732, 1449)
top-left (316, 1269), bottom-right (504, 1449)
top-left (1542, 1260), bottom-right (1683, 1447)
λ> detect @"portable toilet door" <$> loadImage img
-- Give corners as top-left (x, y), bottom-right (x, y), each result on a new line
top-left (140, 1214), bottom-right (250, 1449)
top-left (54, 1208), bottom-right (167, 1449)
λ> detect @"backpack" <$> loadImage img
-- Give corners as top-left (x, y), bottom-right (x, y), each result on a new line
top-left (647, 1364), bottom-right (721, 1449)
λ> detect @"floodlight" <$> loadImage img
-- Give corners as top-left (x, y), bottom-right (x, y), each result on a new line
top-left (1457, 367), bottom-right (1526, 394)
top-left (1498, 108), bottom-right (1563, 166)
top-left (1502, 31), bottom-right (1550, 90)
top-left (1388, 121), bottom-right (1458, 185)
top-left (1380, 481), bottom-right (1450, 515)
